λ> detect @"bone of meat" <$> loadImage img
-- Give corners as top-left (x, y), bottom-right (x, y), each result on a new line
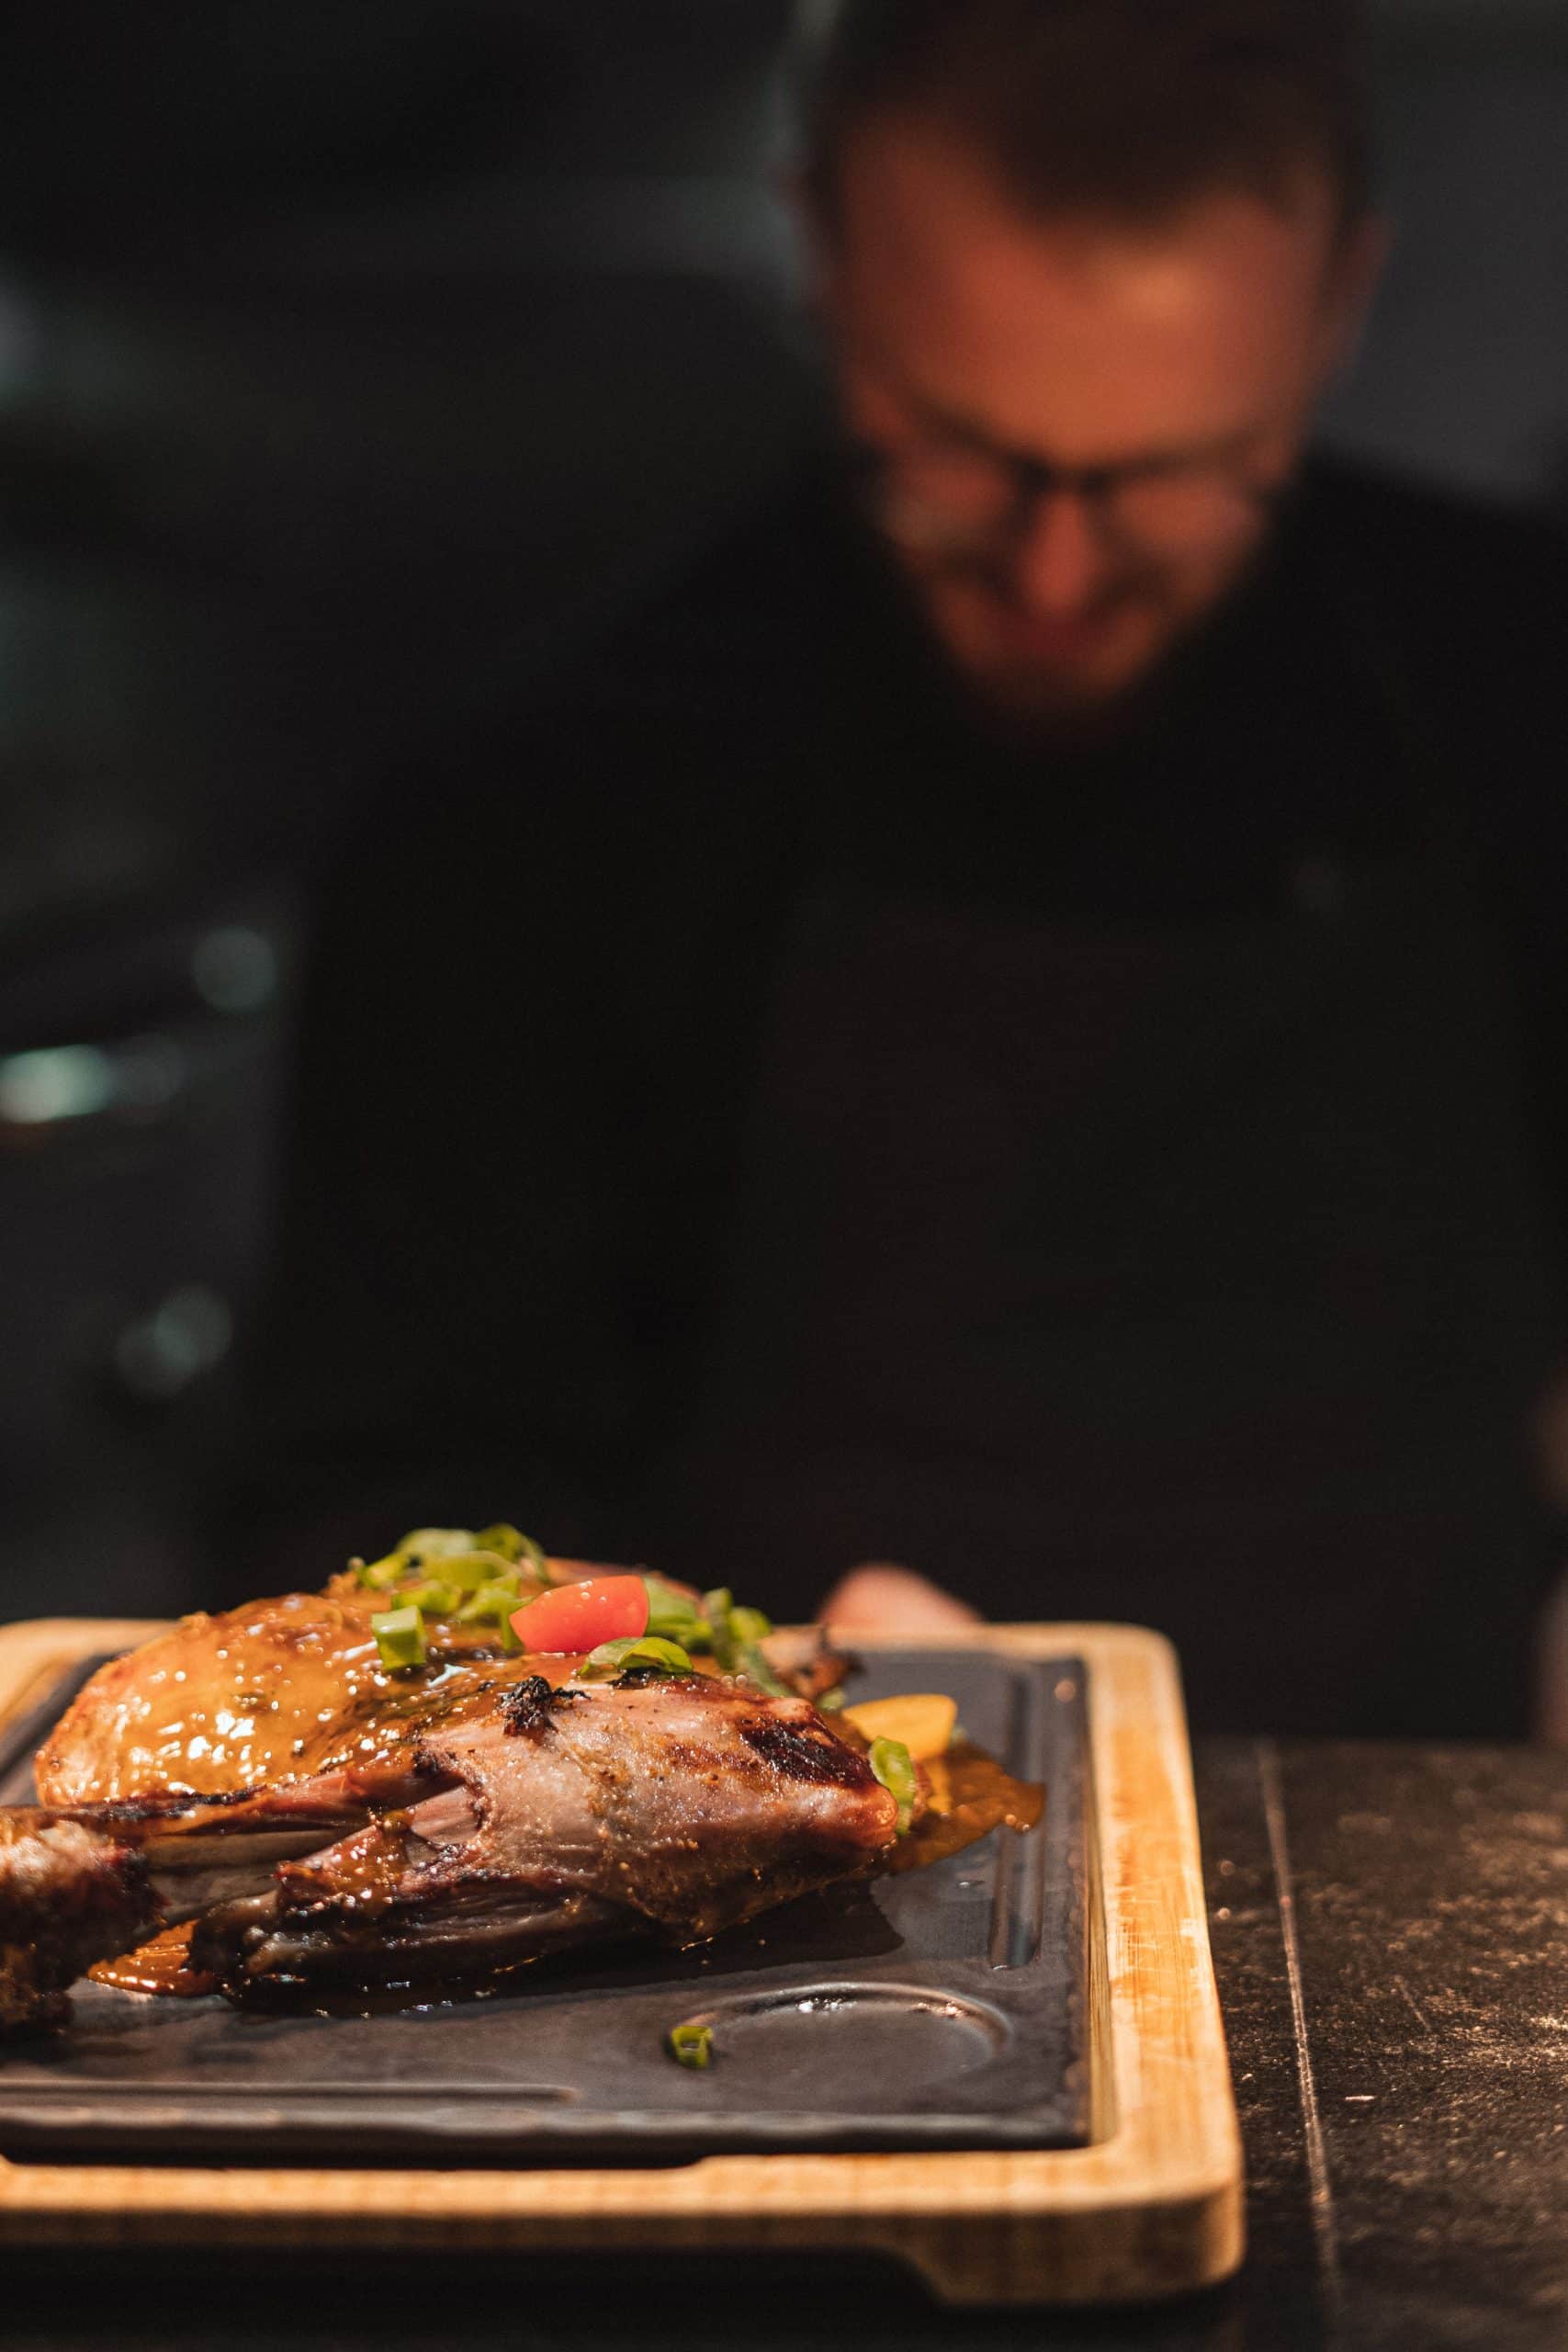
top-left (195, 1673), bottom-right (901, 1997)
top-left (0, 1774), bottom-right (426, 2020)
top-left (0, 1809), bottom-right (158, 2034)
top-left (75, 1781), bottom-right (430, 1920)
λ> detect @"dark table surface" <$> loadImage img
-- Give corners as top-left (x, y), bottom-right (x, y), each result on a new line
top-left (5, 1739), bottom-right (1568, 2352)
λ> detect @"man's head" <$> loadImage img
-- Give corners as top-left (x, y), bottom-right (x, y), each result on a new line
top-left (799, 0), bottom-right (1383, 729)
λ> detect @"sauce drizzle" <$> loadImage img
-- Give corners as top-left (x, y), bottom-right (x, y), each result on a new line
top-left (89, 1922), bottom-right (218, 2000)
top-left (888, 1738), bottom-right (1045, 1873)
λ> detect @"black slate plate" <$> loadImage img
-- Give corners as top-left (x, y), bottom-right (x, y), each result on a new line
top-left (0, 1645), bottom-right (1091, 2164)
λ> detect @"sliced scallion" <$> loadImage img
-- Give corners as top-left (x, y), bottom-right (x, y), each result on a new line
top-left (371, 1604), bottom-right (427, 1670)
top-left (470, 1522), bottom-right (526, 1562)
top-left (868, 1736), bottom-right (918, 1835)
top-left (700, 1588), bottom-right (734, 1644)
top-left (432, 1550), bottom-right (520, 1591)
top-left (453, 1578), bottom-right (523, 1625)
top-left (400, 1578), bottom-right (461, 1617)
top-left (394, 1527), bottom-right (478, 1561)
top-left (471, 1523), bottom-right (552, 1578)
top-left (737, 1644), bottom-right (791, 1697)
top-left (581, 1635), bottom-right (694, 1681)
top-left (357, 1552), bottom-right (407, 1591)
top-left (642, 1575), bottom-right (710, 1645)
top-left (668, 2023), bottom-right (714, 2070)
top-left (699, 1587), bottom-right (789, 1693)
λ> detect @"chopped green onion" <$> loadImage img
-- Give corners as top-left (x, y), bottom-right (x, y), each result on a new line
top-left (580, 1636), bottom-right (694, 1681)
top-left (453, 1580), bottom-right (528, 1647)
top-left (700, 1587), bottom-right (790, 1693)
top-left (400, 1578), bottom-right (461, 1617)
top-left (430, 1550), bottom-right (521, 1592)
top-left (668, 2023), bottom-right (714, 2070)
top-left (358, 1552), bottom-right (407, 1591)
top-left (465, 1523), bottom-right (557, 1580)
top-left (642, 1575), bottom-right (711, 1645)
top-left (735, 1640), bottom-right (790, 1697)
top-left (453, 1578), bottom-right (524, 1625)
top-left (470, 1522), bottom-right (526, 1562)
top-left (868, 1736), bottom-right (917, 1835)
top-left (700, 1588), bottom-right (734, 1645)
top-left (466, 1524), bottom-right (553, 1580)
top-left (818, 1687), bottom-right (846, 1713)
top-left (394, 1526), bottom-right (478, 1563)
top-left (371, 1604), bottom-right (427, 1670)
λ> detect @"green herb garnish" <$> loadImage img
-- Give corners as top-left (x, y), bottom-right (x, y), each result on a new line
top-left (371, 1603), bottom-right (427, 1670)
top-left (357, 1552), bottom-right (408, 1591)
top-left (581, 1635), bottom-right (694, 1681)
top-left (397, 1527), bottom-right (479, 1563)
top-left (470, 1522), bottom-right (526, 1562)
top-left (668, 2024), bottom-right (714, 2070)
top-left (355, 1521), bottom-right (549, 1611)
top-left (453, 1577), bottom-right (524, 1625)
top-left (868, 1736), bottom-right (918, 1835)
top-left (641, 1575), bottom-right (711, 1645)
top-left (699, 1589), bottom-right (789, 1693)
top-left (400, 1578), bottom-right (461, 1617)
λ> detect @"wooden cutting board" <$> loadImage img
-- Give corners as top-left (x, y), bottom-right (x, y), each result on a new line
top-left (0, 1616), bottom-right (1242, 2306)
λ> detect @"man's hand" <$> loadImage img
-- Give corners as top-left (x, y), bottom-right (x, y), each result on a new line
top-left (817, 1562), bottom-right (983, 1635)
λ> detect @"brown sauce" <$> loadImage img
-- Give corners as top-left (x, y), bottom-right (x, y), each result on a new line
top-left (89, 1923), bottom-right (218, 2000)
top-left (887, 1739), bottom-right (1045, 1874)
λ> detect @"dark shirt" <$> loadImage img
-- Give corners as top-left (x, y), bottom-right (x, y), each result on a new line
top-left (242, 453), bottom-right (1568, 1736)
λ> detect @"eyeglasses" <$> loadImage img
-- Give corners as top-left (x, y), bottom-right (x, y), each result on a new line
top-left (852, 424), bottom-right (1288, 562)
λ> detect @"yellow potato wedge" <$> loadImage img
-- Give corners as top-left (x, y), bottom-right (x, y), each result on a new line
top-left (839, 1692), bottom-right (957, 1761)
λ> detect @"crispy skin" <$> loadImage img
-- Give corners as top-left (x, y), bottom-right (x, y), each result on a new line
top-left (0, 1810), bottom-right (157, 2034)
top-left (31, 1590), bottom-right (522, 1807)
top-left (36, 1581), bottom-right (852, 1812)
top-left (196, 1676), bottom-right (899, 1996)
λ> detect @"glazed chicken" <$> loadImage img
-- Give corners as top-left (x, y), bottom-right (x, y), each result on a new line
top-left (4, 1543), bottom-right (902, 2029)
top-left (35, 1580), bottom-right (547, 1807)
top-left (36, 1569), bottom-right (844, 1809)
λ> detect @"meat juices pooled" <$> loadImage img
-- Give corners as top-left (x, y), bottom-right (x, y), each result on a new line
top-left (196, 1674), bottom-right (902, 1997)
top-left (0, 1810), bottom-right (158, 2033)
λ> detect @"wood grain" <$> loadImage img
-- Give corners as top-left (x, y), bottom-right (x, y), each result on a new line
top-left (0, 1616), bottom-right (1242, 2306)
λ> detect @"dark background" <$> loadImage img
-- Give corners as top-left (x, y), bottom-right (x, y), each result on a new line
top-left (1, 0), bottom-right (1566, 1622)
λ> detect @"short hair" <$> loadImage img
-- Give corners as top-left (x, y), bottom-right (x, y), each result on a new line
top-left (802, 0), bottom-right (1371, 237)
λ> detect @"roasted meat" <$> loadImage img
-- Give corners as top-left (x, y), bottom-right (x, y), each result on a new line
top-left (0, 1809), bottom-right (158, 2033)
top-left (195, 1672), bottom-right (901, 1998)
top-left (36, 1570), bottom-right (847, 1811)
top-left (9, 1536), bottom-right (885, 2028)
top-left (32, 1587), bottom-right (503, 1807)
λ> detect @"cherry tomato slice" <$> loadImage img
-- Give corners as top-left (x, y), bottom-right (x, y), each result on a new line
top-left (511, 1575), bottom-right (649, 1655)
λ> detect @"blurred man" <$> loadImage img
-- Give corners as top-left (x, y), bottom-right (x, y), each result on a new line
top-left (805, 0), bottom-right (1382, 729)
top-left (247, 0), bottom-right (1568, 1737)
